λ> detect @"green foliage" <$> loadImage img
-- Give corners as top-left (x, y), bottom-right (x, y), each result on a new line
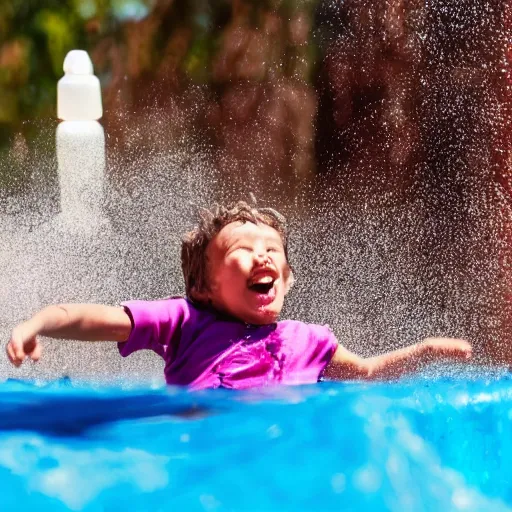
top-left (34, 10), bottom-right (77, 76)
top-left (0, 0), bottom-right (319, 150)
top-left (0, 0), bottom-right (85, 142)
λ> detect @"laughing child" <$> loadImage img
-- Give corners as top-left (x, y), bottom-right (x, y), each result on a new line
top-left (6, 201), bottom-right (472, 389)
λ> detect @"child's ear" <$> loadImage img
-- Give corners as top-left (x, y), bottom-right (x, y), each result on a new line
top-left (191, 286), bottom-right (210, 304)
top-left (284, 267), bottom-right (294, 295)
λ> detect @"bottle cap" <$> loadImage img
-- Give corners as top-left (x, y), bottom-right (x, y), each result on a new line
top-left (57, 50), bottom-right (103, 121)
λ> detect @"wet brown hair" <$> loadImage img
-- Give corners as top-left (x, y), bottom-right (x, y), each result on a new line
top-left (181, 201), bottom-right (290, 302)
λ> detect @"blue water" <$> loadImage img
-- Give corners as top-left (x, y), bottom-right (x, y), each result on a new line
top-left (1, 373), bottom-right (512, 511)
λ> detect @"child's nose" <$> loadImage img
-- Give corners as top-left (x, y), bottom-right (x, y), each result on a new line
top-left (254, 251), bottom-right (269, 265)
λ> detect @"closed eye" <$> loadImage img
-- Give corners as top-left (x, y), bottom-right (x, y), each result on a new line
top-left (226, 245), bottom-right (253, 257)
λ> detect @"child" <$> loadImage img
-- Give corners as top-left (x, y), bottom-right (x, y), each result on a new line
top-left (6, 201), bottom-right (472, 389)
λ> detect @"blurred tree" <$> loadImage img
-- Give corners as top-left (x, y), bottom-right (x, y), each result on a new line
top-left (1, 0), bottom-right (507, 201)
top-left (0, 0), bottom-right (320, 189)
top-left (0, 0), bottom-right (157, 148)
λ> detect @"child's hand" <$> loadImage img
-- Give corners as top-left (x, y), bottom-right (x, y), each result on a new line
top-left (6, 326), bottom-right (42, 367)
top-left (421, 337), bottom-right (472, 361)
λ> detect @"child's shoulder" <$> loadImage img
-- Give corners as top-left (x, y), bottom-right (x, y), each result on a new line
top-left (124, 296), bottom-right (199, 319)
top-left (278, 319), bottom-right (335, 336)
top-left (164, 297), bottom-right (223, 325)
top-left (155, 296), bottom-right (200, 310)
top-left (159, 296), bottom-right (210, 317)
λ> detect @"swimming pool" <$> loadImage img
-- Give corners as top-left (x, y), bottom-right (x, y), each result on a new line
top-left (0, 371), bottom-right (511, 511)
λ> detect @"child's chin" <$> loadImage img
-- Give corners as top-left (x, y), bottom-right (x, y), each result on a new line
top-left (252, 306), bottom-right (280, 324)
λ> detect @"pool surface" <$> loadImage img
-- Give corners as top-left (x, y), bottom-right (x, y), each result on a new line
top-left (1, 372), bottom-right (511, 511)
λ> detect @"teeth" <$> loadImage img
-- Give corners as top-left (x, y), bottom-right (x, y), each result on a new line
top-left (253, 275), bottom-right (273, 285)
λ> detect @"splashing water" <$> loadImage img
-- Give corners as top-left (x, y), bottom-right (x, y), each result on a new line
top-left (0, 0), bottom-right (511, 508)
top-left (0, 377), bottom-right (511, 511)
top-left (0, 0), bottom-right (510, 378)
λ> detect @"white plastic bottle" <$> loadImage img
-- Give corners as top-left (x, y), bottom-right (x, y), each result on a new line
top-left (56, 50), bottom-right (105, 225)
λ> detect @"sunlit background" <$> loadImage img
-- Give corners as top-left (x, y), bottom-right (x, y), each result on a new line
top-left (0, 0), bottom-right (511, 377)
top-left (1, 2), bottom-right (512, 511)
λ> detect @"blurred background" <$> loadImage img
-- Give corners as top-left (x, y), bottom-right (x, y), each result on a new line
top-left (1, 0), bottom-right (509, 193)
top-left (0, 0), bottom-right (511, 380)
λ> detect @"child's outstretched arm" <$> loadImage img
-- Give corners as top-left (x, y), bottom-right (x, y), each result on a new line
top-left (323, 337), bottom-right (472, 381)
top-left (6, 304), bottom-right (132, 367)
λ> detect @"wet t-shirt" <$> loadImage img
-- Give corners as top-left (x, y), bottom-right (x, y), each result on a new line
top-left (118, 298), bottom-right (338, 390)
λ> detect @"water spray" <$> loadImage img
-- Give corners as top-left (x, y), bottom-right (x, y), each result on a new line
top-left (56, 50), bottom-right (105, 228)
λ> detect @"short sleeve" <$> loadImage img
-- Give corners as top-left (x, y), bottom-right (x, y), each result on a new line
top-left (279, 321), bottom-right (339, 385)
top-left (117, 298), bottom-right (189, 361)
top-left (306, 324), bottom-right (339, 379)
top-left (315, 326), bottom-right (339, 379)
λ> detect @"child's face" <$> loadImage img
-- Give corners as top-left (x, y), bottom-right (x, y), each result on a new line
top-left (203, 221), bottom-right (292, 325)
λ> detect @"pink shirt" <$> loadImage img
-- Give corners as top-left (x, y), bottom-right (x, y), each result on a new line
top-left (118, 298), bottom-right (338, 390)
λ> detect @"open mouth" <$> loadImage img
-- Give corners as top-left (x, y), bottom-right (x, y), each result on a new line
top-left (248, 274), bottom-right (276, 295)
top-left (249, 281), bottom-right (275, 294)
